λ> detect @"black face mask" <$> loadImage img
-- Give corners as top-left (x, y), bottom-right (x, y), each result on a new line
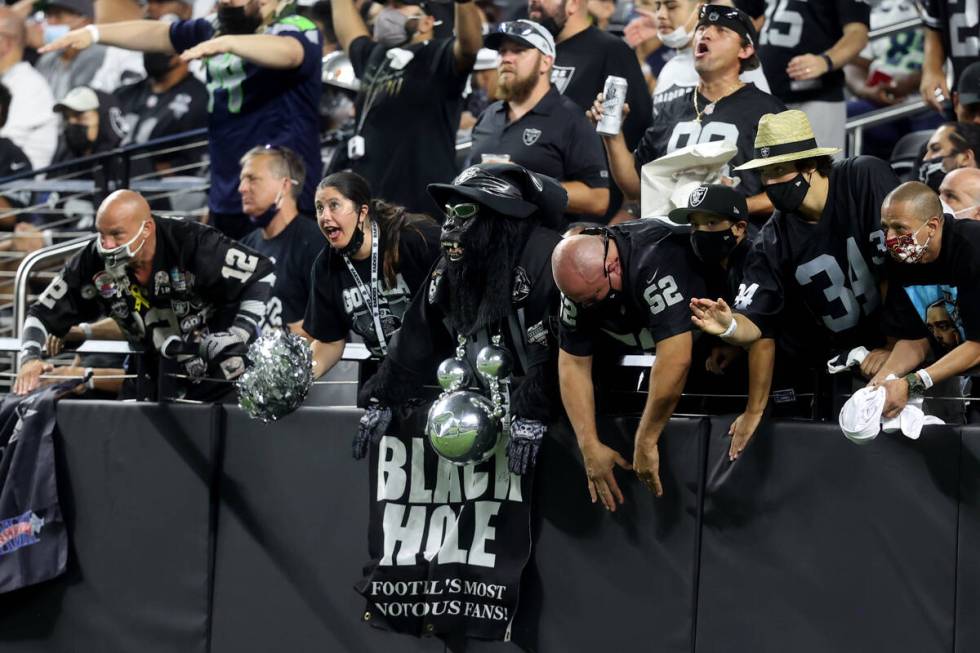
top-left (64, 123), bottom-right (93, 156)
top-left (691, 228), bottom-right (738, 264)
top-left (218, 4), bottom-right (262, 35)
top-left (338, 215), bottom-right (365, 257)
top-left (249, 193), bottom-right (281, 229)
top-left (918, 156), bottom-right (948, 192)
top-left (765, 173), bottom-right (809, 214)
top-left (143, 52), bottom-right (175, 80)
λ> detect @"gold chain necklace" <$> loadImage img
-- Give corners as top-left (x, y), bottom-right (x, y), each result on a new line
top-left (693, 81), bottom-right (745, 122)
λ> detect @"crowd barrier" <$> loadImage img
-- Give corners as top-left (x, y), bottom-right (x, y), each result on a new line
top-left (0, 401), bottom-right (976, 653)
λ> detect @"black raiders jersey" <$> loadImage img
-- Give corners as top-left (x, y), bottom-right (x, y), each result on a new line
top-left (736, 0), bottom-right (871, 103)
top-left (114, 75), bottom-right (208, 167)
top-left (304, 221), bottom-right (442, 356)
top-left (240, 215), bottom-right (322, 331)
top-left (634, 84), bottom-right (786, 199)
top-left (559, 220), bottom-right (706, 356)
top-left (920, 0), bottom-right (980, 86)
top-left (732, 156), bottom-right (899, 358)
top-left (26, 216), bottom-right (273, 359)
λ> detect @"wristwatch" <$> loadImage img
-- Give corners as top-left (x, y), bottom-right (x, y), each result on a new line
top-left (903, 372), bottom-right (926, 398)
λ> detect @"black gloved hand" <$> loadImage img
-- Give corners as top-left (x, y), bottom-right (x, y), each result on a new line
top-left (353, 403), bottom-right (392, 460)
top-left (199, 327), bottom-right (248, 362)
top-left (507, 417), bottom-right (546, 475)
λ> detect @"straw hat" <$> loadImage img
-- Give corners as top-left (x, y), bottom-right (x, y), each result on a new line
top-left (733, 110), bottom-right (841, 171)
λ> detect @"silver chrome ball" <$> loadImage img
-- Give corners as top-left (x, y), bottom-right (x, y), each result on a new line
top-left (436, 357), bottom-right (471, 391)
top-left (426, 390), bottom-right (500, 465)
top-left (475, 343), bottom-right (513, 381)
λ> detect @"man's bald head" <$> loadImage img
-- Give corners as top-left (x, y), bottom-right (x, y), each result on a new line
top-left (0, 8), bottom-right (25, 50)
top-left (882, 181), bottom-right (943, 227)
top-left (95, 190), bottom-right (155, 261)
top-left (939, 168), bottom-right (980, 218)
top-left (552, 234), bottom-right (612, 304)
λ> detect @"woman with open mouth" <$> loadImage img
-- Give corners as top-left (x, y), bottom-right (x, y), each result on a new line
top-left (303, 171), bottom-right (442, 381)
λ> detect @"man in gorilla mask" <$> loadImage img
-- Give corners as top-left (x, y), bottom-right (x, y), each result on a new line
top-left (356, 162), bottom-right (567, 475)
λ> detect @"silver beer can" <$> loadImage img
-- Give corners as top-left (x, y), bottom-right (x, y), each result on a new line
top-left (596, 75), bottom-right (628, 136)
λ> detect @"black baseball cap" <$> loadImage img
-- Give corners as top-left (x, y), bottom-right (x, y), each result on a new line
top-left (958, 61), bottom-right (980, 106)
top-left (667, 184), bottom-right (748, 225)
top-left (696, 4), bottom-right (760, 71)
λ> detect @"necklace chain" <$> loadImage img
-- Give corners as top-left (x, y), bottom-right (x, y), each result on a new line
top-left (693, 80), bottom-right (744, 122)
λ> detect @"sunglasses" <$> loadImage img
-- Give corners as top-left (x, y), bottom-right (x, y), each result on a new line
top-left (578, 227), bottom-right (615, 306)
top-left (697, 4), bottom-right (753, 34)
top-left (445, 203), bottom-right (480, 220)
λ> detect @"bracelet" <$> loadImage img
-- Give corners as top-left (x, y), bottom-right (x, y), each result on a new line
top-left (916, 369), bottom-right (934, 390)
top-left (820, 52), bottom-right (834, 74)
top-left (79, 322), bottom-right (93, 339)
top-left (84, 24), bottom-right (100, 44)
top-left (84, 368), bottom-right (95, 390)
top-left (720, 319), bottom-right (738, 339)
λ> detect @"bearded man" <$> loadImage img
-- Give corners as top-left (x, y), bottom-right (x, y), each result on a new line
top-left (355, 162), bottom-right (566, 475)
top-left (468, 20), bottom-right (609, 225)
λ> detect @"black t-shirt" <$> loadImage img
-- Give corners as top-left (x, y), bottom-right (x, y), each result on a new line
top-left (113, 74), bottom-right (209, 169)
top-left (559, 220), bottom-right (706, 356)
top-left (468, 87), bottom-right (608, 189)
top-left (550, 25), bottom-right (653, 151)
top-left (736, 0), bottom-right (870, 104)
top-left (881, 217), bottom-right (980, 349)
top-left (348, 37), bottom-right (469, 213)
top-left (634, 84), bottom-right (785, 199)
top-left (921, 0), bottom-right (980, 88)
top-left (240, 215), bottom-right (323, 329)
top-left (0, 137), bottom-right (32, 209)
top-left (385, 225), bottom-right (562, 422)
top-left (303, 220), bottom-right (442, 354)
top-left (733, 156), bottom-right (899, 358)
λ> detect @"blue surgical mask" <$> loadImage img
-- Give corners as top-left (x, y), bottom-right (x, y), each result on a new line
top-left (43, 23), bottom-right (71, 45)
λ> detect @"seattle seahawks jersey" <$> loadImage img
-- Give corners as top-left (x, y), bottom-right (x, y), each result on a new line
top-left (732, 156), bottom-right (899, 359)
top-left (26, 217), bottom-right (274, 380)
top-left (559, 220), bottom-right (706, 356)
top-left (304, 221), bottom-right (442, 356)
top-left (634, 84), bottom-right (785, 199)
top-left (240, 215), bottom-right (323, 330)
top-left (169, 15), bottom-right (322, 214)
top-left (920, 0), bottom-right (980, 86)
top-left (736, 0), bottom-right (870, 104)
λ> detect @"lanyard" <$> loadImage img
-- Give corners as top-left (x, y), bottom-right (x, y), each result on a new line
top-left (343, 221), bottom-right (388, 356)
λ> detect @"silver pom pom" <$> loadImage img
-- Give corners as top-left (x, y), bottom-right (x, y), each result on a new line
top-left (236, 330), bottom-right (314, 423)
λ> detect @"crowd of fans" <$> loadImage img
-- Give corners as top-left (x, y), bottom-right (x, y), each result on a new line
top-left (4, 0), bottom-right (980, 494)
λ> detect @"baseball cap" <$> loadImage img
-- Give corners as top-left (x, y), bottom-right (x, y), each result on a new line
top-left (667, 184), bottom-right (748, 225)
top-left (53, 86), bottom-right (99, 113)
top-left (957, 61), bottom-right (980, 106)
top-left (696, 4), bottom-right (760, 70)
top-left (45, 0), bottom-right (95, 19)
top-left (485, 20), bottom-right (556, 59)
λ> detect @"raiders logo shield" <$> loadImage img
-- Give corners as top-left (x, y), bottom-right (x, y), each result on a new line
top-left (522, 128), bottom-right (542, 146)
top-left (512, 267), bottom-right (531, 303)
top-left (760, 147), bottom-right (771, 158)
top-left (689, 186), bottom-right (708, 207)
top-left (550, 65), bottom-right (575, 94)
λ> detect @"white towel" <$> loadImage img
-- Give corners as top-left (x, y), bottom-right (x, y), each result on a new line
top-left (839, 385), bottom-right (885, 445)
top-left (827, 346), bottom-right (870, 374)
top-left (882, 397), bottom-right (945, 440)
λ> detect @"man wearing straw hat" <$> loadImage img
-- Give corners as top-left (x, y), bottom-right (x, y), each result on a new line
top-left (689, 109), bottom-right (900, 450)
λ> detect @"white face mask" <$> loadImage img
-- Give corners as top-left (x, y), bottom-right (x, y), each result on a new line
top-left (97, 220), bottom-right (148, 268)
top-left (660, 24), bottom-right (692, 49)
top-left (953, 204), bottom-right (979, 220)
